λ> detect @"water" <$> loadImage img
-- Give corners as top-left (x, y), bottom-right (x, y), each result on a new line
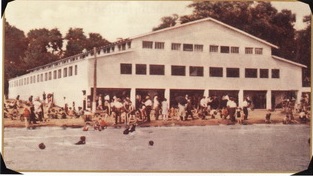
top-left (3, 124), bottom-right (311, 173)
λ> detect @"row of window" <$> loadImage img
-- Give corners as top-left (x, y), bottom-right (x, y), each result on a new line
top-left (142, 41), bottom-right (263, 55)
top-left (120, 63), bottom-right (280, 78)
top-left (10, 65), bottom-right (78, 87)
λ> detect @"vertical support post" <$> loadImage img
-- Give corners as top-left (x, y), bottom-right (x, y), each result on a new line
top-left (238, 89), bottom-right (244, 107)
top-left (266, 90), bottom-right (272, 110)
top-left (92, 47), bottom-right (97, 114)
top-left (130, 88), bottom-right (136, 109)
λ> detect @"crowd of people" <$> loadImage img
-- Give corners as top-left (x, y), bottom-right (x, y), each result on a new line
top-left (4, 92), bottom-right (311, 126)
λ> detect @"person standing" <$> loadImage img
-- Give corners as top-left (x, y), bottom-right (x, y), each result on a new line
top-left (227, 97), bottom-right (237, 122)
top-left (242, 97), bottom-right (251, 120)
top-left (161, 98), bottom-right (169, 121)
top-left (144, 96), bottom-right (152, 122)
top-left (153, 96), bottom-right (160, 120)
top-left (199, 96), bottom-right (208, 119)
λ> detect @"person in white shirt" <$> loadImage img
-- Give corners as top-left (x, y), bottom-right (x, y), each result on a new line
top-left (161, 98), bottom-right (169, 121)
top-left (199, 96), bottom-right (208, 119)
top-left (242, 97), bottom-right (251, 120)
top-left (144, 96), bottom-right (152, 122)
top-left (153, 96), bottom-right (160, 120)
top-left (227, 97), bottom-right (237, 122)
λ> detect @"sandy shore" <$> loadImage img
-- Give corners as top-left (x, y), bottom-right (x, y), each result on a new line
top-left (3, 108), bottom-right (309, 128)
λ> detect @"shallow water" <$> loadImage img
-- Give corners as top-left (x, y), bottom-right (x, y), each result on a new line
top-left (3, 124), bottom-right (311, 173)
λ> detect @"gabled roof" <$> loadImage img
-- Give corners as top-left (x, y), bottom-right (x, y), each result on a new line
top-left (131, 17), bottom-right (279, 49)
top-left (272, 55), bottom-right (307, 68)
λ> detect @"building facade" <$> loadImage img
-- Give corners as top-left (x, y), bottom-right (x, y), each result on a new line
top-left (8, 17), bottom-right (307, 110)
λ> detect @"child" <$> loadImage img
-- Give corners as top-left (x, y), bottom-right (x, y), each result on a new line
top-left (161, 98), bottom-right (169, 121)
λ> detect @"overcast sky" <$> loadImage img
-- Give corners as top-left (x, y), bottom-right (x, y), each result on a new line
top-left (4, 0), bottom-right (311, 42)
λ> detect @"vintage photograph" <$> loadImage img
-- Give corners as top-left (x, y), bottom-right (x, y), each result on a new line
top-left (2, 0), bottom-right (311, 174)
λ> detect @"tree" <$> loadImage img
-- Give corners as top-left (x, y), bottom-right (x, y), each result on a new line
top-left (86, 33), bottom-right (110, 50)
top-left (23, 28), bottom-right (63, 69)
top-left (63, 28), bottom-right (87, 58)
top-left (4, 18), bottom-right (28, 95)
top-left (295, 15), bottom-right (311, 87)
top-left (152, 14), bottom-right (179, 31)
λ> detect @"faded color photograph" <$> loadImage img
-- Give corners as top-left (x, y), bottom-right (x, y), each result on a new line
top-left (2, 0), bottom-right (312, 174)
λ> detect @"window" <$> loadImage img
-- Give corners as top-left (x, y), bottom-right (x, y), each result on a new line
top-left (245, 68), bottom-right (257, 78)
top-left (27, 77), bottom-right (29, 84)
top-left (226, 68), bottom-right (240, 78)
top-left (220, 46), bottom-right (230, 53)
top-left (63, 68), bottom-right (67, 77)
top-left (75, 65), bottom-right (78, 75)
top-left (272, 69), bottom-right (280, 78)
top-left (136, 64), bottom-right (147, 75)
top-left (231, 47), bottom-right (239, 53)
top-left (150, 65), bottom-right (165, 75)
top-left (190, 66), bottom-right (203, 76)
top-left (40, 74), bottom-right (43, 82)
top-left (33, 76), bottom-right (36, 83)
top-left (120, 63), bottom-right (132, 74)
top-left (183, 44), bottom-right (193, 51)
top-left (260, 69), bottom-right (269, 78)
top-left (24, 78), bottom-right (26, 85)
top-left (142, 41), bottom-right (153, 49)
top-left (53, 70), bottom-right (57, 79)
top-left (194, 44), bottom-right (203, 52)
top-left (209, 67), bottom-right (223, 77)
top-left (255, 48), bottom-right (263, 55)
top-left (245, 47), bottom-right (253, 54)
top-left (49, 72), bottom-right (52, 80)
top-left (209, 45), bottom-right (218, 52)
top-left (45, 73), bottom-right (48, 81)
top-left (58, 69), bottom-right (61, 79)
top-left (171, 43), bottom-right (181, 50)
top-left (69, 66), bottom-right (73, 76)
top-left (171, 66), bottom-right (186, 76)
top-left (30, 76), bottom-right (33, 84)
top-left (37, 75), bottom-right (40, 82)
top-left (155, 42), bottom-right (164, 49)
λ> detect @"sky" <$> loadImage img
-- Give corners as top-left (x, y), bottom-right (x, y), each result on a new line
top-left (4, 0), bottom-right (311, 42)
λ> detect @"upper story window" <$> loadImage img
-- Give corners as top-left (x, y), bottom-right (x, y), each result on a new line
top-left (58, 69), bottom-right (62, 79)
top-left (245, 47), bottom-right (253, 54)
top-left (209, 67), bottom-right (223, 77)
top-left (260, 69), bottom-right (269, 78)
top-left (69, 66), bottom-right (73, 76)
top-left (155, 42), bottom-right (165, 49)
top-left (183, 44), bottom-right (193, 51)
top-left (209, 45), bottom-right (218, 52)
top-left (63, 68), bottom-right (68, 77)
top-left (142, 41), bottom-right (153, 49)
top-left (231, 47), bottom-right (239, 54)
top-left (53, 70), bottom-right (57, 79)
top-left (40, 74), bottom-right (43, 82)
top-left (226, 68), bottom-right (240, 78)
top-left (272, 69), bottom-right (280, 78)
top-left (150, 65), bottom-right (165, 75)
top-left (255, 48), bottom-right (263, 55)
top-left (190, 66), bottom-right (203, 77)
top-left (120, 63), bottom-right (132, 74)
top-left (171, 65), bottom-right (186, 76)
top-left (45, 73), bottom-right (48, 81)
top-left (194, 44), bottom-right (203, 52)
top-left (48, 72), bottom-right (52, 80)
top-left (37, 75), bottom-right (40, 82)
top-left (171, 43), bottom-right (181, 50)
top-left (136, 64), bottom-right (147, 75)
top-left (220, 46), bottom-right (230, 53)
top-left (75, 65), bottom-right (78, 75)
top-left (245, 68), bottom-right (257, 78)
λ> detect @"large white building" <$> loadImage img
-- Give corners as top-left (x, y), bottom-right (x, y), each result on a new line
top-left (8, 17), bottom-right (307, 110)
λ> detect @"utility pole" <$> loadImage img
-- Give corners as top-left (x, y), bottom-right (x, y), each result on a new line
top-left (92, 47), bottom-right (97, 114)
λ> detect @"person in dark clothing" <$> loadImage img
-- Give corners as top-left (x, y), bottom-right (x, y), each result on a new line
top-left (185, 99), bottom-right (194, 120)
top-left (29, 106), bottom-right (37, 124)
